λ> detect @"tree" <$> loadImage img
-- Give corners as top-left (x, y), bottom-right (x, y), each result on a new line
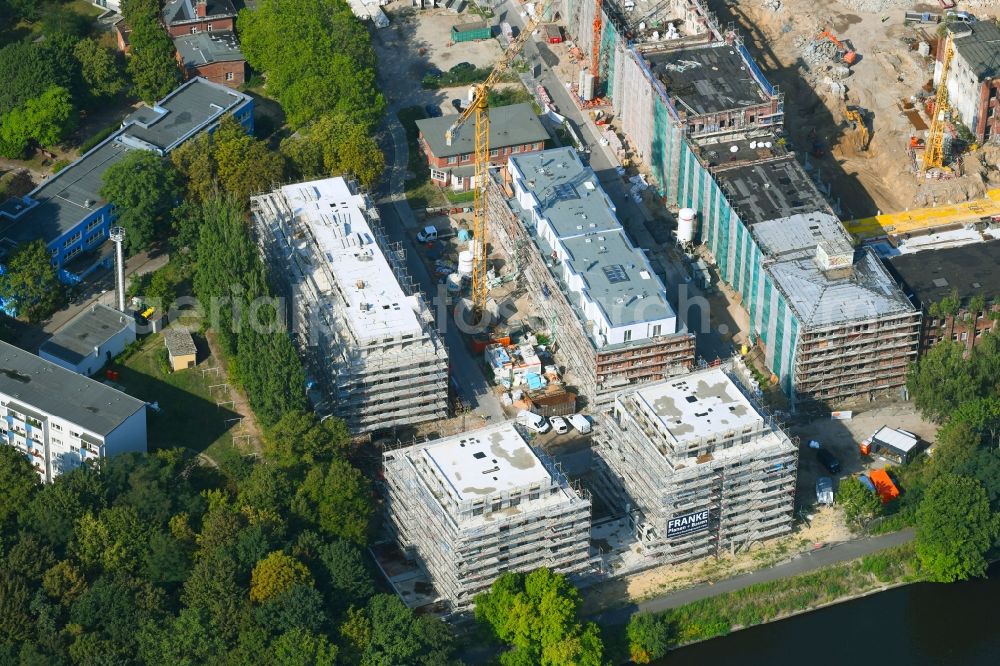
top-left (836, 476), bottom-right (882, 527)
top-left (255, 584), bottom-right (327, 635)
top-left (355, 594), bottom-right (457, 666)
top-left (0, 571), bottom-right (33, 645)
top-left (627, 613), bottom-right (675, 664)
top-left (249, 551), bottom-right (313, 603)
top-left (291, 460), bottom-right (372, 545)
top-left (101, 150), bottom-right (180, 255)
top-left (0, 86), bottom-right (77, 158)
top-left (42, 561), bottom-right (88, 607)
top-left (127, 19), bottom-right (182, 103)
top-left (74, 39), bottom-right (127, 99)
top-left (475, 568), bottom-right (605, 666)
top-left (238, 0), bottom-right (385, 130)
top-left (0, 444), bottom-right (38, 530)
top-left (915, 474), bottom-right (999, 582)
top-left (211, 116), bottom-right (285, 203)
top-left (193, 195), bottom-right (269, 354)
top-left (907, 341), bottom-right (981, 422)
top-left (0, 239), bottom-right (65, 323)
top-left (281, 113), bottom-right (384, 188)
top-left (264, 410), bottom-right (350, 467)
top-left (0, 41), bottom-right (61, 116)
top-left (271, 628), bottom-right (337, 666)
top-left (317, 539), bottom-right (375, 613)
top-left (170, 134), bottom-right (218, 204)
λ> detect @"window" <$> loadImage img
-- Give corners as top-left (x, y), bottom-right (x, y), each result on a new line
top-left (86, 216), bottom-right (104, 232)
top-left (489, 148), bottom-right (499, 157)
top-left (430, 168), bottom-right (447, 181)
top-left (447, 156), bottom-right (458, 165)
top-left (460, 153), bottom-right (472, 163)
top-left (190, 26), bottom-right (199, 34)
top-left (652, 324), bottom-right (661, 337)
top-left (226, 71), bottom-right (234, 82)
top-left (52, 424), bottom-right (62, 432)
top-left (207, 24), bottom-right (213, 31)
top-left (961, 331), bottom-right (968, 341)
top-left (623, 330), bottom-right (632, 342)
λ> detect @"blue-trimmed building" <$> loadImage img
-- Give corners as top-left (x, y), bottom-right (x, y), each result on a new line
top-left (0, 77), bottom-right (253, 280)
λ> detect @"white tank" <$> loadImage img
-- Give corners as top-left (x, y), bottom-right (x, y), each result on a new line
top-left (458, 250), bottom-right (475, 276)
top-left (677, 208), bottom-right (697, 245)
top-left (468, 86), bottom-right (477, 102)
top-left (580, 71), bottom-right (595, 101)
top-left (447, 273), bottom-right (462, 293)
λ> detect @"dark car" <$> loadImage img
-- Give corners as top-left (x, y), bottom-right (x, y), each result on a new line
top-left (816, 448), bottom-right (841, 474)
top-left (451, 61), bottom-right (474, 73)
top-left (451, 98), bottom-right (466, 112)
top-left (424, 104), bottom-right (442, 118)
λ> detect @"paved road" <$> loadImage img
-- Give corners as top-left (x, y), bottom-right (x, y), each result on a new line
top-left (376, 104), bottom-right (504, 420)
top-left (590, 527), bottom-right (916, 625)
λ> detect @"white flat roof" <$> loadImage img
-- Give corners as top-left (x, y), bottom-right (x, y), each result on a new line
top-left (420, 422), bottom-right (552, 501)
top-left (280, 178), bottom-right (423, 340)
top-left (631, 367), bottom-right (763, 445)
top-left (872, 426), bottom-right (919, 453)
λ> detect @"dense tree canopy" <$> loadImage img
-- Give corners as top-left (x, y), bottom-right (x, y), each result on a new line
top-left (74, 38), bottom-right (127, 99)
top-left (238, 0), bottom-right (385, 130)
top-left (915, 474), bottom-right (998, 582)
top-left (172, 116), bottom-right (285, 204)
top-left (101, 150), bottom-right (180, 254)
top-left (836, 476), bottom-right (882, 527)
top-left (475, 568), bottom-right (605, 666)
top-left (124, 2), bottom-right (182, 103)
top-left (0, 85), bottom-right (77, 157)
top-left (0, 239), bottom-right (65, 322)
top-left (281, 113), bottom-right (384, 188)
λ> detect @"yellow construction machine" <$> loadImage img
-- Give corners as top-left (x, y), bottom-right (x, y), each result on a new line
top-left (922, 33), bottom-right (954, 173)
top-left (844, 104), bottom-right (870, 152)
top-left (444, 2), bottom-right (551, 316)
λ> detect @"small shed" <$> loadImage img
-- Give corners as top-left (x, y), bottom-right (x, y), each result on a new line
top-left (543, 24), bottom-right (562, 44)
top-left (451, 21), bottom-right (491, 42)
top-left (528, 387), bottom-right (576, 417)
top-left (870, 426), bottom-right (921, 464)
top-left (164, 328), bottom-right (197, 371)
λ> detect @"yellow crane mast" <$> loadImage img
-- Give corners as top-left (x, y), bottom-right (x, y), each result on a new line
top-left (923, 33), bottom-right (954, 173)
top-left (445, 2), bottom-right (550, 316)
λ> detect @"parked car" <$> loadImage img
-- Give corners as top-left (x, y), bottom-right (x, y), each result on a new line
top-left (424, 104), bottom-right (442, 118)
top-left (548, 416), bottom-right (569, 434)
top-left (416, 225), bottom-right (456, 243)
top-left (816, 448), bottom-right (841, 474)
top-left (815, 477), bottom-right (834, 505)
top-left (567, 413), bottom-right (592, 434)
top-left (517, 410), bottom-right (550, 434)
top-left (451, 98), bottom-right (466, 112)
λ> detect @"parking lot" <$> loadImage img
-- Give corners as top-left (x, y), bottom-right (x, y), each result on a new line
top-left (789, 400), bottom-right (940, 509)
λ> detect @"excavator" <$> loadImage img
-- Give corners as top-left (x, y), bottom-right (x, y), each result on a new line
top-left (844, 104), bottom-right (870, 151)
top-left (817, 29), bottom-right (858, 66)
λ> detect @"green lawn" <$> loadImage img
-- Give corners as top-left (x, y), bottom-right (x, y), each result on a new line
top-left (113, 331), bottom-right (243, 466)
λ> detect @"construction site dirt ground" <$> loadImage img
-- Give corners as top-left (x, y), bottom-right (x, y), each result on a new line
top-left (713, 0), bottom-right (1000, 218)
top-left (582, 505), bottom-right (852, 612)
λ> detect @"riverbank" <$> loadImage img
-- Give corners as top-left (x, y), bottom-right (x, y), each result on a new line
top-left (612, 542), bottom-right (925, 664)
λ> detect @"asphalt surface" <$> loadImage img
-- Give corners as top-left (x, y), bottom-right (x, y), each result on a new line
top-left (377, 105), bottom-right (504, 420)
top-left (590, 527), bottom-right (916, 625)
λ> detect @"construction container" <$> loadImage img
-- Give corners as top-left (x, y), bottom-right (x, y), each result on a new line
top-left (867, 469), bottom-right (900, 504)
top-left (451, 21), bottom-right (491, 42)
top-left (544, 24), bottom-right (562, 44)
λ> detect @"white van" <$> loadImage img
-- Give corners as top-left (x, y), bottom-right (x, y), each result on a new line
top-left (567, 414), bottom-right (591, 434)
top-left (517, 410), bottom-right (550, 433)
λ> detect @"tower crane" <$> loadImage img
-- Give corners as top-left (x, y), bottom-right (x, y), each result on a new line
top-left (444, 2), bottom-right (551, 317)
top-left (922, 33), bottom-right (954, 174)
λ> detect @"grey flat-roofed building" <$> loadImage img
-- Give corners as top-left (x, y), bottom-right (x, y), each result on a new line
top-left (0, 341), bottom-right (147, 482)
top-left (120, 77), bottom-right (251, 153)
top-left (886, 239), bottom-right (1000, 307)
top-left (0, 140), bottom-right (131, 246)
top-left (646, 43), bottom-right (769, 116)
top-left (504, 147), bottom-right (620, 240)
top-left (558, 229), bottom-right (673, 328)
top-left (174, 31), bottom-right (244, 67)
top-left (39, 304), bottom-right (136, 376)
top-left (715, 155), bottom-right (832, 225)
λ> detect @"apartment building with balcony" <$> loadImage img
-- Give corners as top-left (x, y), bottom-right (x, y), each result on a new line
top-left (0, 341), bottom-right (147, 483)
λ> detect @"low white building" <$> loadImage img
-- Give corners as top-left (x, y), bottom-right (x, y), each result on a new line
top-left (383, 421), bottom-right (593, 610)
top-left (39, 303), bottom-right (135, 376)
top-left (0, 341), bottom-right (147, 482)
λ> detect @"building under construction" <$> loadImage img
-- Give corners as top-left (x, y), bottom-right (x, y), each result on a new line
top-left (382, 421), bottom-right (593, 610)
top-left (596, 364), bottom-right (797, 563)
top-left (487, 147), bottom-right (695, 408)
top-left (251, 178), bottom-right (449, 434)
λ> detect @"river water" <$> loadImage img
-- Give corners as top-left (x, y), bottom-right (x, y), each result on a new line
top-left (660, 567), bottom-right (1000, 666)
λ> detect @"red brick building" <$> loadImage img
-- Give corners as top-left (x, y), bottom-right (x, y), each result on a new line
top-left (162, 0), bottom-right (237, 37)
top-left (887, 240), bottom-right (1000, 356)
top-left (174, 31), bottom-right (246, 88)
top-left (415, 103), bottom-right (550, 191)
